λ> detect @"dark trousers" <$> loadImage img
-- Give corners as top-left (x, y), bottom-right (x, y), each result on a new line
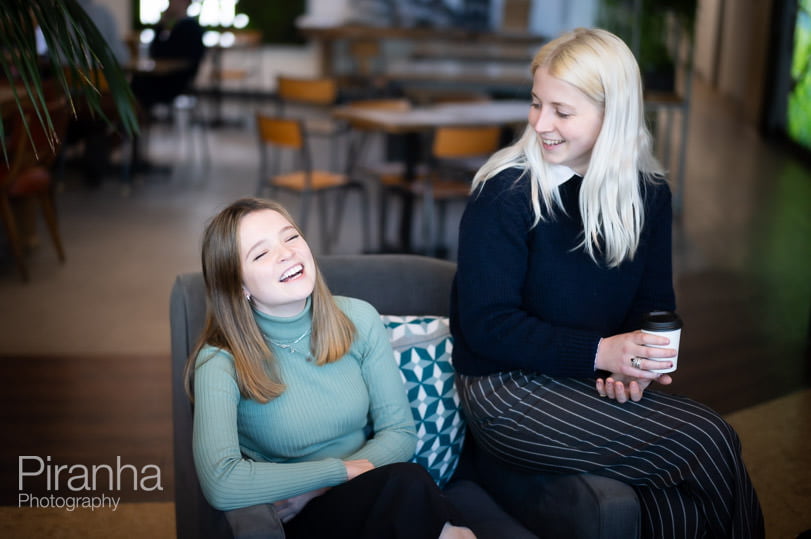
top-left (458, 372), bottom-right (765, 539)
top-left (283, 462), bottom-right (461, 539)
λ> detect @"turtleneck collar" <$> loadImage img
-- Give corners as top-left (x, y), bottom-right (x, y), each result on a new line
top-left (252, 296), bottom-right (313, 342)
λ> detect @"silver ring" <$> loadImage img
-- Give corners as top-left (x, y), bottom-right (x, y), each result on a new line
top-left (631, 357), bottom-right (642, 369)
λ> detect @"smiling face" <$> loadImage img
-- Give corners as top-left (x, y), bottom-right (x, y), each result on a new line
top-left (529, 67), bottom-right (604, 175)
top-left (238, 209), bottom-right (316, 318)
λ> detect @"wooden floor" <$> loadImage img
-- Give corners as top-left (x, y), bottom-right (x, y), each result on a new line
top-left (1, 354), bottom-right (173, 504)
top-left (0, 76), bottom-right (809, 519)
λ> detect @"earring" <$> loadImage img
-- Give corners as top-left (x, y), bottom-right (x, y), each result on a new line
top-left (244, 292), bottom-right (251, 302)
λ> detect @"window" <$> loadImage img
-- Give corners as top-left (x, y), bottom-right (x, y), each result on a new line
top-left (137, 0), bottom-right (249, 47)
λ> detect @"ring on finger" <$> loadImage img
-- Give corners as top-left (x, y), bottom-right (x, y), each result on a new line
top-left (631, 357), bottom-right (642, 369)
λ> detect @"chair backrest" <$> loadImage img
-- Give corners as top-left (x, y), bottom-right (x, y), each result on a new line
top-left (233, 29), bottom-right (263, 47)
top-left (254, 112), bottom-right (314, 194)
top-left (170, 254), bottom-right (456, 539)
top-left (255, 114), bottom-right (305, 150)
top-left (276, 75), bottom-right (339, 107)
top-left (2, 98), bottom-right (69, 185)
top-left (341, 98), bottom-right (412, 173)
top-left (432, 125), bottom-right (501, 159)
top-left (63, 66), bottom-right (110, 93)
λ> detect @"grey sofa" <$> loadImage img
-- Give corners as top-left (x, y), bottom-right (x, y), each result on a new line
top-left (170, 254), bottom-right (640, 538)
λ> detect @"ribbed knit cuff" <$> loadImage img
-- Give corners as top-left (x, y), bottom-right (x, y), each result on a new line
top-left (554, 329), bottom-right (601, 378)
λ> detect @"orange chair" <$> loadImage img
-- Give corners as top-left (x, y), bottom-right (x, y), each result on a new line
top-left (1, 99), bottom-right (69, 281)
top-left (255, 112), bottom-right (370, 253)
top-left (385, 125), bottom-right (501, 256)
top-left (340, 98), bottom-right (432, 250)
top-left (275, 75), bottom-right (346, 169)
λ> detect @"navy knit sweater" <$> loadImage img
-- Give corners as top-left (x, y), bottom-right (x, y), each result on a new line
top-left (450, 167), bottom-right (676, 378)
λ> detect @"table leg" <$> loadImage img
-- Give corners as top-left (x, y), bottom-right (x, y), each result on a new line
top-left (209, 46), bottom-right (223, 127)
top-left (397, 132), bottom-right (423, 253)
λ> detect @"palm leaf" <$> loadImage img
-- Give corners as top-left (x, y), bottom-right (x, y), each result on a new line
top-left (0, 0), bottom-right (138, 162)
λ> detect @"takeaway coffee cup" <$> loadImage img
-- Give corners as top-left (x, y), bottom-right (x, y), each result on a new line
top-left (641, 311), bottom-right (682, 373)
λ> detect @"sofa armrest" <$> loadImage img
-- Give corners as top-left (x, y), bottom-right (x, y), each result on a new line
top-left (224, 504), bottom-right (285, 539)
top-left (444, 480), bottom-right (539, 539)
top-left (474, 447), bottom-right (641, 539)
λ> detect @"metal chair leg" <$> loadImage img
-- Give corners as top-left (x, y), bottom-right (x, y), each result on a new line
top-left (378, 186), bottom-right (391, 251)
top-left (316, 191), bottom-right (330, 253)
top-left (357, 185), bottom-right (371, 252)
top-left (330, 188), bottom-right (349, 251)
top-left (421, 182), bottom-right (436, 257)
top-left (298, 191), bottom-right (312, 238)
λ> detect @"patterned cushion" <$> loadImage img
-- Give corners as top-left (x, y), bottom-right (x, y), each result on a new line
top-left (380, 315), bottom-right (465, 488)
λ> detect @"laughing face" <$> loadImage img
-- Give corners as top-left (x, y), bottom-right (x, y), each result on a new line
top-left (238, 209), bottom-right (316, 318)
top-left (529, 66), bottom-right (604, 175)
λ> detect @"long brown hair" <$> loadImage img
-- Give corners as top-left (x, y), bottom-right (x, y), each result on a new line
top-left (184, 198), bottom-right (356, 403)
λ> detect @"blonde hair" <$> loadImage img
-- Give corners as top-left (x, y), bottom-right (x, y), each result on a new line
top-left (473, 27), bottom-right (664, 267)
top-left (184, 198), bottom-right (355, 403)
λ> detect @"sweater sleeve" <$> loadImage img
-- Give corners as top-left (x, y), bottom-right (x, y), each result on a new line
top-left (338, 299), bottom-right (418, 465)
top-left (453, 170), bottom-right (600, 378)
top-left (192, 348), bottom-right (348, 511)
top-left (622, 180), bottom-right (677, 329)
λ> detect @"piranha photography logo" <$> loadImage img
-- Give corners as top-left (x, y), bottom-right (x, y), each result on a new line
top-left (18, 456), bottom-right (164, 511)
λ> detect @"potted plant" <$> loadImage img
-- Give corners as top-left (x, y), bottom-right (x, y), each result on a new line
top-left (0, 0), bottom-right (137, 158)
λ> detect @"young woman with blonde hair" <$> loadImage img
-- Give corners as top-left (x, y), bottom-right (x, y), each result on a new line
top-left (451, 28), bottom-right (764, 538)
top-left (187, 198), bottom-right (474, 538)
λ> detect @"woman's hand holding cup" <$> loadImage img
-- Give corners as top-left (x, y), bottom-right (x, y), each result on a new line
top-left (595, 315), bottom-right (682, 402)
top-left (596, 330), bottom-right (675, 379)
top-left (639, 311), bottom-right (682, 374)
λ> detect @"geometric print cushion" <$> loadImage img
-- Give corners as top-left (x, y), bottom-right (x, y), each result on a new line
top-left (380, 315), bottom-right (465, 488)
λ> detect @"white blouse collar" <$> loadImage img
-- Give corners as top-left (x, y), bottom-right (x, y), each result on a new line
top-left (549, 164), bottom-right (580, 187)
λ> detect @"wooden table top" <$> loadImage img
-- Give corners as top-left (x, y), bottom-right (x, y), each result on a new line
top-left (333, 99), bottom-right (530, 134)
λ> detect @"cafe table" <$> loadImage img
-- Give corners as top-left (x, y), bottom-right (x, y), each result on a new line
top-left (333, 99), bottom-right (529, 253)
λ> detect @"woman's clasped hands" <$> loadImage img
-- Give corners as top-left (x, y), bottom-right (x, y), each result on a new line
top-left (272, 459), bottom-right (374, 523)
top-left (595, 330), bottom-right (676, 403)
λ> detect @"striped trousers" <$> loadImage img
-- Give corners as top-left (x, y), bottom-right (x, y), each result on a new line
top-left (457, 372), bottom-right (764, 539)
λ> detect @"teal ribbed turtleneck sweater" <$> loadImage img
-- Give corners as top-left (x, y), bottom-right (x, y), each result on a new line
top-left (192, 296), bottom-right (417, 511)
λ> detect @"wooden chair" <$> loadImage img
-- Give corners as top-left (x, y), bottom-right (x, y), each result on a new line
top-left (381, 125), bottom-right (501, 257)
top-left (0, 99), bottom-right (69, 281)
top-left (255, 113), bottom-right (370, 254)
top-left (422, 125), bottom-right (501, 256)
top-left (343, 97), bottom-right (415, 175)
top-left (275, 75), bottom-right (348, 170)
top-left (340, 98), bottom-right (435, 249)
